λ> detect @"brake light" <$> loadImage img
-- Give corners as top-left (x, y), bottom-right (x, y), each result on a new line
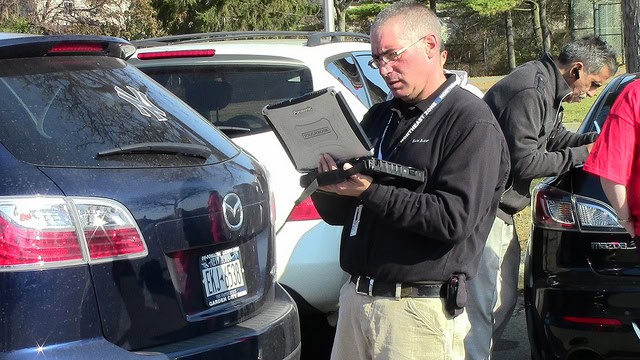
top-left (563, 316), bottom-right (622, 327)
top-left (533, 186), bottom-right (576, 230)
top-left (49, 43), bottom-right (106, 53)
top-left (75, 199), bottom-right (147, 260)
top-left (533, 185), bottom-right (625, 232)
top-left (0, 197), bottom-right (147, 271)
top-left (137, 49), bottom-right (215, 60)
top-left (0, 198), bottom-right (81, 266)
top-left (287, 197), bottom-right (321, 221)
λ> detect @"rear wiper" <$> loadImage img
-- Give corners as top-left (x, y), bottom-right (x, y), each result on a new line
top-left (96, 142), bottom-right (213, 159)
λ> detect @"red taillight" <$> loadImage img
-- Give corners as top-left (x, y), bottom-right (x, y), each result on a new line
top-left (287, 197), bottom-right (321, 221)
top-left (0, 197), bottom-right (147, 270)
top-left (137, 49), bottom-right (215, 60)
top-left (563, 316), bottom-right (622, 327)
top-left (86, 227), bottom-right (146, 259)
top-left (533, 186), bottom-right (577, 230)
top-left (533, 184), bottom-right (624, 231)
top-left (0, 216), bottom-right (82, 266)
top-left (49, 43), bottom-right (106, 53)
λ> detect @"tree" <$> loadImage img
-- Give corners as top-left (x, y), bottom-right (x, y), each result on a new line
top-left (467, 0), bottom-right (519, 69)
top-left (0, 0), bottom-right (162, 37)
top-left (154, 0), bottom-right (321, 34)
top-left (0, 0), bottom-right (23, 21)
top-left (345, 1), bottom-right (387, 34)
top-left (505, 10), bottom-right (515, 69)
top-left (66, 0), bottom-right (163, 39)
top-left (538, 0), bottom-right (550, 52)
top-left (334, 0), bottom-right (353, 32)
top-left (622, 0), bottom-right (640, 72)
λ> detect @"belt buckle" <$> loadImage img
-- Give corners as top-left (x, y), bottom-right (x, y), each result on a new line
top-left (355, 276), bottom-right (375, 296)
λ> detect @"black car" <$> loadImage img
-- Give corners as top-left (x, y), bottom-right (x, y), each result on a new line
top-left (0, 34), bottom-right (300, 359)
top-left (526, 72), bottom-right (640, 360)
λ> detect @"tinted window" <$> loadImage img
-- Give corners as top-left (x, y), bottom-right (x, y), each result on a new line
top-left (0, 56), bottom-right (238, 167)
top-left (326, 55), bottom-right (370, 106)
top-left (141, 65), bottom-right (314, 137)
top-left (354, 54), bottom-right (389, 106)
top-left (582, 76), bottom-right (639, 134)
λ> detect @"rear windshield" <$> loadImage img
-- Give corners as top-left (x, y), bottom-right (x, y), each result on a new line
top-left (140, 65), bottom-right (314, 137)
top-left (0, 56), bottom-right (239, 167)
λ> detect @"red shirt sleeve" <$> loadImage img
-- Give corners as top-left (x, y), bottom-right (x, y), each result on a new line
top-left (584, 80), bottom-right (640, 185)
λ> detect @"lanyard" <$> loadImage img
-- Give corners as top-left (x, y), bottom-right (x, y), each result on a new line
top-left (378, 81), bottom-right (458, 160)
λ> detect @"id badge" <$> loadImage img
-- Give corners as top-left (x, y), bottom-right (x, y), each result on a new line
top-left (350, 204), bottom-right (363, 237)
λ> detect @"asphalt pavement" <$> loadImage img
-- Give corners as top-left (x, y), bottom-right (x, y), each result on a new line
top-left (493, 293), bottom-right (530, 359)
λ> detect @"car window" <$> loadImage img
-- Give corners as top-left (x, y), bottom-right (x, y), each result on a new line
top-left (354, 53), bottom-right (389, 106)
top-left (581, 76), bottom-right (639, 134)
top-left (326, 55), bottom-right (370, 106)
top-left (141, 65), bottom-right (314, 137)
top-left (0, 56), bottom-right (238, 167)
top-left (326, 54), bottom-right (389, 108)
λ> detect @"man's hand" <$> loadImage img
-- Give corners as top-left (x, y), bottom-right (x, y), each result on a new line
top-left (317, 154), bottom-right (372, 197)
top-left (586, 142), bottom-right (594, 152)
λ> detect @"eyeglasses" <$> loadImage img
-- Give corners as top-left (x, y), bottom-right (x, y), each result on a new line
top-left (368, 36), bottom-right (426, 69)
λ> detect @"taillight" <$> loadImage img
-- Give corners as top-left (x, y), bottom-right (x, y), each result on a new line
top-left (287, 197), bottom-right (321, 221)
top-left (0, 196), bottom-right (147, 271)
top-left (533, 184), bottom-right (625, 232)
top-left (49, 43), bottom-right (106, 53)
top-left (74, 198), bottom-right (147, 262)
top-left (563, 315), bottom-right (622, 327)
top-left (137, 49), bottom-right (215, 60)
top-left (0, 198), bottom-right (81, 266)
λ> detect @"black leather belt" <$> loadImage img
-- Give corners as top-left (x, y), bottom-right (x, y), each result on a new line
top-left (350, 275), bottom-right (446, 299)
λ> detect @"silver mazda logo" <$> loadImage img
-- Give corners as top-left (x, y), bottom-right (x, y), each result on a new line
top-left (222, 193), bottom-right (243, 231)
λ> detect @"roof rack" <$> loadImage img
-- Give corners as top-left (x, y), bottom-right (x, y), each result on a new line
top-left (306, 32), bottom-right (370, 46)
top-left (131, 31), bottom-right (370, 48)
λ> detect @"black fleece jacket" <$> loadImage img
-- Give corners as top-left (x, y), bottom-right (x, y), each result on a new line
top-left (484, 53), bottom-right (597, 215)
top-left (312, 76), bottom-right (510, 283)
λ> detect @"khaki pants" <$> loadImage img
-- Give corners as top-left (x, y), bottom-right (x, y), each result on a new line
top-left (464, 216), bottom-right (519, 360)
top-left (330, 281), bottom-right (470, 360)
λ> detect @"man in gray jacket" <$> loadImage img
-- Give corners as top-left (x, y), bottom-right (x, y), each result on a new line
top-left (465, 35), bottom-right (619, 360)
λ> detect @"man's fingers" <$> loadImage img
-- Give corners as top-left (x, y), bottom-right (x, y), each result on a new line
top-left (323, 154), bottom-right (338, 170)
top-left (318, 155), bottom-right (328, 172)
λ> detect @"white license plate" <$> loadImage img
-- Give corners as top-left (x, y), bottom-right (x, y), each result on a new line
top-left (200, 246), bottom-right (247, 307)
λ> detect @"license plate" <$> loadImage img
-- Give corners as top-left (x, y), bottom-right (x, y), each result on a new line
top-left (200, 246), bottom-right (247, 307)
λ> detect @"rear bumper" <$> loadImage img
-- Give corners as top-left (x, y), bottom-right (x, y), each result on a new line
top-left (3, 283), bottom-right (300, 360)
top-left (525, 274), bottom-right (640, 360)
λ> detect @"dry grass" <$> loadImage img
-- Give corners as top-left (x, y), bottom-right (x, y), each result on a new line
top-left (468, 75), bottom-right (505, 94)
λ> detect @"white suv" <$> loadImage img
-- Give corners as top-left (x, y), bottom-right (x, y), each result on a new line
top-left (129, 30), bottom-right (388, 347)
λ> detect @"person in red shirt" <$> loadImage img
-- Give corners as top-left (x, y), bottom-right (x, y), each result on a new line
top-left (584, 79), bottom-right (640, 238)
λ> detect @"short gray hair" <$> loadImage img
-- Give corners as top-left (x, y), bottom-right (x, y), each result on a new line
top-left (370, 0), bottom-right (441, 44)
top-left (557, 35), bottom-right (619, 75)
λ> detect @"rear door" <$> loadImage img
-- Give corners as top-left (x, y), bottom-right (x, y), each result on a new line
top-left (0, 54), bottom-right (274, 350)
